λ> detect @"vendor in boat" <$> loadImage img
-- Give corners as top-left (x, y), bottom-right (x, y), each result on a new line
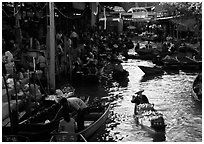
top-left (53, 90), bottom-right (88, 132)
top-left (131, 90), bottom-right (150, 115)
top-left (136, 90), bottom-right (149, 104)
top-left (60, 97), bottom-right (88, 131)
top-left (58, 103), bottom-right (78, 133)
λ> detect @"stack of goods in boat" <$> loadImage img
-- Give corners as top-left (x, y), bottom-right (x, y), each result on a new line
top-left (135, 103), bottom-right (166, 132)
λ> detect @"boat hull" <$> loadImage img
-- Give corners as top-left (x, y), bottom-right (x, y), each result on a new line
top-left (134, 104), bottom-right (166, 133)
top-left (2, 101), bottom-right (61, 141)
top-left (49, 104), bottom-right (111, 142)
top-left (78, 104), bottom-right (111, 139)
top-left (138, 66), bottom-right (163, 75)
top-left (192, 74), bottom-right (202, 102)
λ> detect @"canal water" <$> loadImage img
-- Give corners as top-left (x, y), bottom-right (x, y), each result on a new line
top-left (74, 59), bottom-right (202, 142)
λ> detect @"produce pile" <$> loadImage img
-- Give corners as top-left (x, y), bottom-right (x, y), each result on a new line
top-left (136, 103), bottom-right (164, 126)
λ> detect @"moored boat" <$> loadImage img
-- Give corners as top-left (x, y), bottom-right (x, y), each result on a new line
top-left (192, 73), bottom-right (202, 102)
top-left (2, 135), bottom-right (30, 142)
top-left (179, 56), bottom-right (201, 71)
top-left (79, 104), bottom-right (110, 139)
top-left (138, 65), bottom-right (164, 75)
top-left (162, 55), bottom-right (180, 70)
top-left (2, 101), bottom-right (61, 141)
top-left (50, 103), bottom-right (111, 141)
top-left (136, 48), bottom-right (154, 56)
top-left (50, 132), bottom-right (87, 142)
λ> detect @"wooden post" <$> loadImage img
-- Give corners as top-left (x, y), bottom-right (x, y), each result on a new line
top-left (91, 2), bottom-right (97, 27)
top-left (46, 2), bottom-right (55, 91)
top-left (14, 2), bottom-right (22, 50)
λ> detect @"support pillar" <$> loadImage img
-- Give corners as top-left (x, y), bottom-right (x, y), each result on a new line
top-left (91, 2), bottom-right (97, 27)
top-left (46, 2), bottom-right (55, 91)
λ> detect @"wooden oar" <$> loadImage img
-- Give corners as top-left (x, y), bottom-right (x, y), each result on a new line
top-left (79, 134), bottom-right (87, 142)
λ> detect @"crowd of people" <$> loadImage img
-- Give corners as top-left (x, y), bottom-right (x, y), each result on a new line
top-left (3, 22), bottom-right (202, 135)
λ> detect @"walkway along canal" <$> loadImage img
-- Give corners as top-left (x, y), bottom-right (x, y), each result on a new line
top-left (74, 59), bottom-right (202, 142)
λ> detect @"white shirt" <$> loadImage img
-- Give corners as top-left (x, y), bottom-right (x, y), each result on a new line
top-left (58, 118), bottom-right (77, 133)
top-left (67, 97), bottom-right (87, 111)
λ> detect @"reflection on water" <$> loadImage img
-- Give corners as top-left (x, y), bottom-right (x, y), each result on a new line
top-left (76, 59), bottom-right (202, 142)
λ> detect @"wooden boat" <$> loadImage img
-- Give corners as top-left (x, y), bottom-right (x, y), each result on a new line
top-left (112, 70), bottom-right (129, 81)
top-left (79, 104), bottom-right (110, 139)
top-left (2, 135), bottom-right (30, 142)
top-left (138, 65), bottom-right (164, 75)
top-left (192, 73), bottom-right (202, 102)
top-left (136, 48), bottom-right (154, 56)
top-left (2, 101), bottom-right (61, 141)
top-left (179, 56), bottom-right (201, 71)
top-left (131, 90), bottom-right (166, 133)
top-left (50, 104), bottom-right (111, 141)
top-left (50, 132), bottom-right (87, 142)
top-left (3, 95), bottom-right (90, 142)
top-left (140, 75), bottom-right (162, 82)
top-left (162, 56), bottom-right (180, 70)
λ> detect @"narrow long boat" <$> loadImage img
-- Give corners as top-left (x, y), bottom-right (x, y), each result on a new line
top-left (79, 104), bottom-right (110, 139)
top-left (162, 56), bottom-right (180, 70)
top-left (179, 56), bottom-right (200, 70)
top-left (50, 103), bottom-right (111, 142)
top-left (50, 132), bottom-right (87, 142)
top-left (192, 74), bottom-right (202, 102)
top-left (131, 91), bottom-right (166, 133)
top-left (2, 101), bottom-right (61, 141)
top-left (138, 65), bottom-right (164, 75)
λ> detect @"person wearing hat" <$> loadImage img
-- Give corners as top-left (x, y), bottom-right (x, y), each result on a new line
top-left (136, 90), bottom-right (149, 104)
top-left (131, 90), bottom-right (149, 115)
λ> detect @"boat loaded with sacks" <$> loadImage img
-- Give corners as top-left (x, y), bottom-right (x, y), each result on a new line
top-left (131, 90), bottom-right (166, 133)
